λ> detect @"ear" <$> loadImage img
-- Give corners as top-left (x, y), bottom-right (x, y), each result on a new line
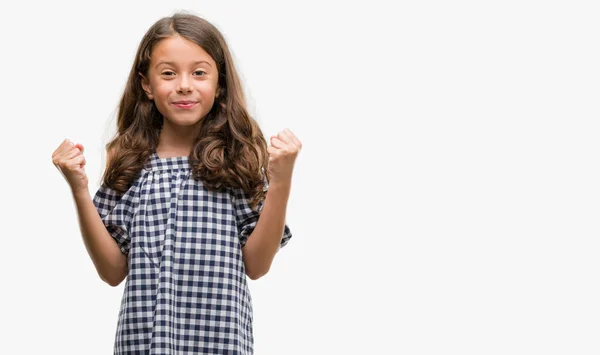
top-left (139, 72), bottom-right (154, 100)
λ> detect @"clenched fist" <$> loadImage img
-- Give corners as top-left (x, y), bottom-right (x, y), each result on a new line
top-left (267, 128), bottom-right (302, 187)
top-left (52, 139), bottom-right (88, 195)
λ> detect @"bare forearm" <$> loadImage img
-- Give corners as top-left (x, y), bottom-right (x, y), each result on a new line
top-left (72, 189), bottom-right (127, 286)
top-left (242, 182), bottom-right (291, 279)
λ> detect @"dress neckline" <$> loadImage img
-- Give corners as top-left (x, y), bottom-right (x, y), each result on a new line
top-left (154, 152), bottom-right (189, 160)
top-left (145, 152), bottom-right (190, 172)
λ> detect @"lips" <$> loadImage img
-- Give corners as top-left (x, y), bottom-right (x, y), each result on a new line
top-left (172, 101), bottom-right (198, 109)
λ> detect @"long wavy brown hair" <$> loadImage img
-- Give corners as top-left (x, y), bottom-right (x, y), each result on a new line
top-left (101, 13), bottom-right (269, 210)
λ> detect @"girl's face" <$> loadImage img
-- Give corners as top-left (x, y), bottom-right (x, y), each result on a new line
top-left (141, 35), bottom-right (219, 128)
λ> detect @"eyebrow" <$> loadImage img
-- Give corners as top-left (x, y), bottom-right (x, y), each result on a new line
top-left (155, 60), bottom-right (212, 69)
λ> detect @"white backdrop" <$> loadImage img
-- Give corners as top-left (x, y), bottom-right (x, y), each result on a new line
top-left (1, 1), bottom-right (599, 354)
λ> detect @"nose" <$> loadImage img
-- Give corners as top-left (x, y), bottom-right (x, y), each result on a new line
top-left (177, 75), bottom-right (192, 94)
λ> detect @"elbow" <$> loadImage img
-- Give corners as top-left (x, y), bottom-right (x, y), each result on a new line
top-left (100, 269), bottom-right (126, 287)
top-left (101, 274), bottom-right (123, 287)
top-left (246, 266), bottom-right (270, 281)
top-left (247, 272), bottom-right (265, 281)
top-left (106, 278), bottom-right (123, 287)
top-left (101, 256), bottom-right (128, 287)
top-left (243, 245), bottom-right (275, 280)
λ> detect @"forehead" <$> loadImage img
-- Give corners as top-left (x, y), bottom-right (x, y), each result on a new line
top-left (151, 35), bottom-right (216, 67)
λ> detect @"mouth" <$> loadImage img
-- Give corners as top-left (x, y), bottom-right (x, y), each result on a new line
top-left (172, 101), bottom-right (198, 109)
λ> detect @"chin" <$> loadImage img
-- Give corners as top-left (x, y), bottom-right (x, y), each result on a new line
top-left (164, 113), bottom-right (206, 124)
top-left (172, 119), bottom-right (203, 126)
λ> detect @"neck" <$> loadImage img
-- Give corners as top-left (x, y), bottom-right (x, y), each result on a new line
top-left (156, 119), bottom-right (202, 158)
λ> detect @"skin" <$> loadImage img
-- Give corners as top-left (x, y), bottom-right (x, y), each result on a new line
top-left (140, 34), bottom-right (220, 158)
top-left (52, 140), bottom-right (128, 286)
top-left (242, 128), bottom-right (301, 279)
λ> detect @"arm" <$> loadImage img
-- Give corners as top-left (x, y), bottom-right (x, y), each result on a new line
top-left (72, 188), bottom-right (128, 287)
top-left (241, 182), bottom-right (291, 280)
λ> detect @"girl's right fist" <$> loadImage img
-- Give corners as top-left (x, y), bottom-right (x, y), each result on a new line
top-left (52, 139), bottom-right (88, 194)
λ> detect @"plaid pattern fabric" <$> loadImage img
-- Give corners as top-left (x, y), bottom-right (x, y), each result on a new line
top-left (93, 153), bottom-right (292, 354)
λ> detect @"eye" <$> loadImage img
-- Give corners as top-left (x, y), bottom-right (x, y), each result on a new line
top-left (193, 70), bottom-right (207, 76)
top-left (161, 71), bottom-right (175, 76)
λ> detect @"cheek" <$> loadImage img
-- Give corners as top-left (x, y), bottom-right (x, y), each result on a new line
top-left (199, 85), bottom-right (218, 101)
top-left (151, 85), bottom-right (174, 113)
top-left (154, 83), bottom-right (174, 98)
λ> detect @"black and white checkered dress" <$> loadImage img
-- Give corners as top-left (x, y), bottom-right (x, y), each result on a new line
top-left (92, 152), bottom-right (292, 354)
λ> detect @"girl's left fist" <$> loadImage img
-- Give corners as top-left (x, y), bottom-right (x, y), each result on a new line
top-left (267, 128), bottom-right (302, 186)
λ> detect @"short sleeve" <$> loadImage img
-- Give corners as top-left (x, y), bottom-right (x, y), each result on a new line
top-left (230, 187), bottom-right (292, 250)
top-left (92, 184), bottom-right (133, 256)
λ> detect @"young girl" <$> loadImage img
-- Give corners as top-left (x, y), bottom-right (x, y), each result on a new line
top-left (51, 13), bottom-right (300, 354)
